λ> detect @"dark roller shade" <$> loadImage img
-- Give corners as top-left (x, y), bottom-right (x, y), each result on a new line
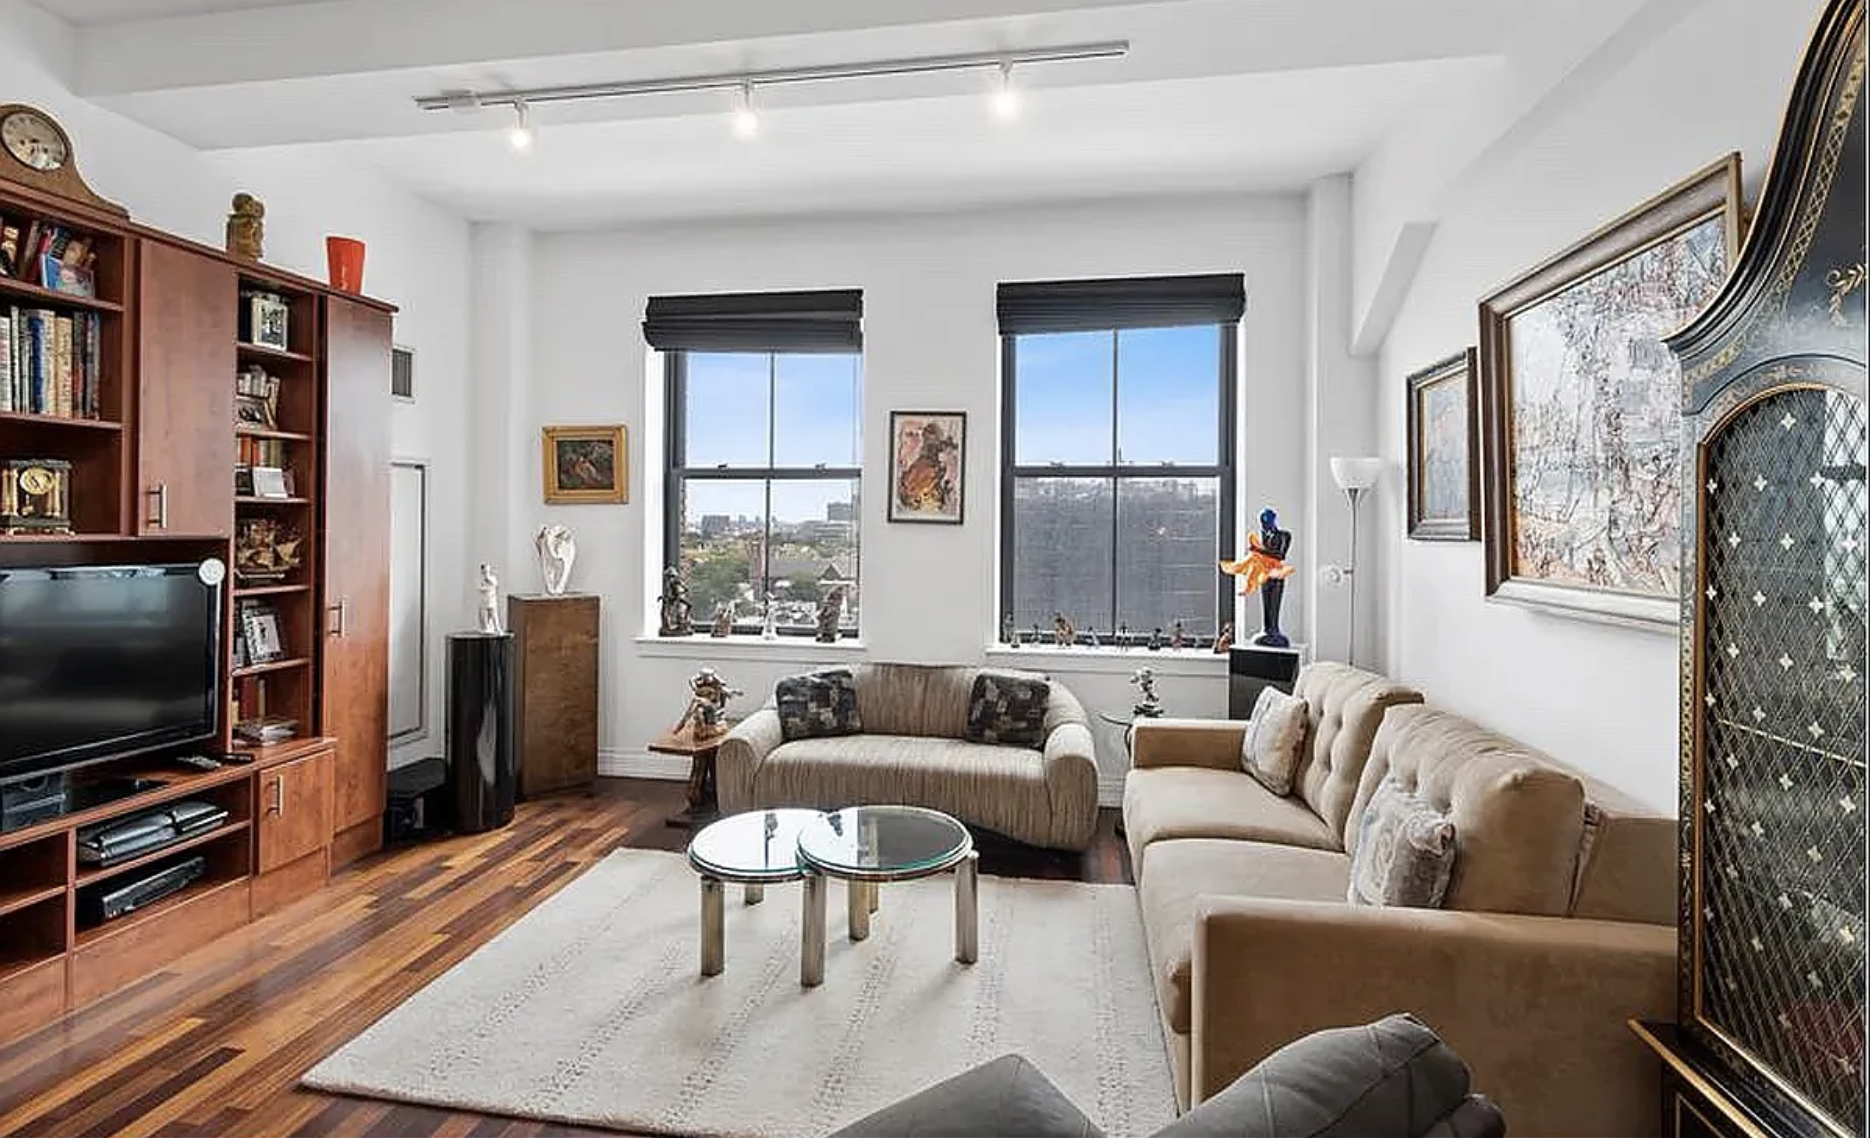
top-left (997, 273), bottom-right (1245, 334)
top-left (643, 289), bottom-right (863, 353)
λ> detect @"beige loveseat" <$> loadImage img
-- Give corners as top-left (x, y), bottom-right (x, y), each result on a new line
top-left (717, 663), bottom-right (1100, 851)
top-left (1125, 662), bottom-right (1678, 1138)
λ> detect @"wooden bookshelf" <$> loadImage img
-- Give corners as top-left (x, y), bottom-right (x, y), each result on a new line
top-left (0, 274), bottom-right (125, 313)
top-left (236, 341), bottom-right (313, 365)
top-left (0, 410), bottom-right (122, 430)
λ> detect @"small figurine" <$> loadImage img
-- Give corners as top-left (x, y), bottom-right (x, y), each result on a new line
top-left (475, 563), bottom-right (502, 634)
top-left (1117, 622), bottom-right (1131, 647)
top-left (1052, 611), bottom-right (1076, 647)
top-left (1084, 626), bottom-right (1100, 648)
top-left (1221, 507), bottom-right (1297, 648)
top-left (710, 602), bottom-right (733, 638)
top-left (658, 567), bottom-right (694, 636)
top-left (225, 192), bottom-right (265, 260)
top-left (534, 524), bottom-right (576, 596)
top-left (1130, 667), bottom-right (1163, 718)
top-left (1146, 627), bottom-right (1164, 651)
top-left (1001, 612), bottom-right (1019, 648)
top-left (675, 666), bottom-right (744, 740)
top-left (815, 585), bottom-right (846, 643)
top-left (1169, 620), bottom-right (1187, 650)
top-left (1212, 621), bottom-right (1235, 653)
top-left (760, 590), bottom-right (777, 640)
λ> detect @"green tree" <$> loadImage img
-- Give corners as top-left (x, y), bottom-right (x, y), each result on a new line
top-left (784, 571), bottom-right (822, 598)
top-left (686, 552), bottom-right (750, 620)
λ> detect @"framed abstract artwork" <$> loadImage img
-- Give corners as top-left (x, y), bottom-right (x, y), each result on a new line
top-left (1478, 154), bottom-right (1742, 629)
top-left (1406, 348), bottom-right (1480, 541)
top-left (888, 411), bottom-right (965, 523)
top-left (542, 425), bottom-right (627, 504)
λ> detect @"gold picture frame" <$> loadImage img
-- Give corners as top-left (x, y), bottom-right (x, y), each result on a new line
top-left (542, 425), bottom-right (627, 504)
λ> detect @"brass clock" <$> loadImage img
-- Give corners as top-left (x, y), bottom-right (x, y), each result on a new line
top-left (0, 457), bottom-right (73, 534)
top-left (0, 104), bottom-right (125, 216)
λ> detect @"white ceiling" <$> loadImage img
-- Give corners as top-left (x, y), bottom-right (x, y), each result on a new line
top-left (26, 0), bottom-right (1556, 227)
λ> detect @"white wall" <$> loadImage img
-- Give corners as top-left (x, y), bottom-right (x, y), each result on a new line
top-left (512, 195), bottom-right (1312, 793)
top-left (2, 0), bottom-right (474, 764)
top-left (1370, 0), bottom-right (1828, 810)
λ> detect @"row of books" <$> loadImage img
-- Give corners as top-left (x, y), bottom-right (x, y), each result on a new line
top-left (0, 216), bottom-right (100, 298)
top-left (0, 307), bottom-right (104, 419)
top-left (237, 435), bottom-right (289, 468)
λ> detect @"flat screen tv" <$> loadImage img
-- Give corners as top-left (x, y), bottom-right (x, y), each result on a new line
top-left (0, 561), bottom-right (223, 783)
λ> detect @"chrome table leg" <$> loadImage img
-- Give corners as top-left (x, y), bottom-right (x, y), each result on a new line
top-left (848, 878), bottom-right (871, 941)
top-left (955, 850), bottom-right (979, 964)
top-left (744, 882), bottom-right (764, 905)
top-left (802, 871), bottom-right (827, 987)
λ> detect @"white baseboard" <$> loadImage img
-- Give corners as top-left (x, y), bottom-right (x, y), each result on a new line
top-left (601, 749), bottom-right (1129, 809)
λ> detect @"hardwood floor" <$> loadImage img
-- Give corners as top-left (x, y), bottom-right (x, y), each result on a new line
top-left (0, 779), bottom-right (1132, 1138)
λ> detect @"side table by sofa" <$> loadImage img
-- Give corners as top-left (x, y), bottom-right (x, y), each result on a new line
top-left (651, 725), bottom-right (728, 829)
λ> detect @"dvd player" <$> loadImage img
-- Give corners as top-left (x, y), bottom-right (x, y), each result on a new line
top-left (76, 800), bottom-right (229, 866)
top-left (79, 854), bottom-right (206, 926)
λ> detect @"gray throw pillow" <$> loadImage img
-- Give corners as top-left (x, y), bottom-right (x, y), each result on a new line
top-left (964, 671), bottom-right (1051, 747)
top-left (1348, 777), bottom-right (1458, 908)
top-left (775, 669), bottom-right (862, 741)
top-left (1154, 1013), bottom-right (1501, 1138)
top-left (1240, 687), bottom-right (1309, 796)
top-left (826, 1053), bottom-right (1101, 1138)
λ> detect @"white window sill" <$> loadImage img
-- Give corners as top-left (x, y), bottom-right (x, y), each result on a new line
top-left (983, 644), bottom-right (1228, 677)
top-left (634, 635), bottom-right (868, 662)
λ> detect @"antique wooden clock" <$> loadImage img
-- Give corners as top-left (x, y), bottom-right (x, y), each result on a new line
top-left (1632, 1), bottom-right (1868, 1136)
top-left (0, 103), bottom-right (125, 215)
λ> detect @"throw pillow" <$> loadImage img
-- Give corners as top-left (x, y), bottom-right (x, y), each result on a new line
top-left (1348, 777), bottom-right (1458, 908)
top-left (775, 670), bottom-right (863, 741)
top-left (965, 671), bottom-right (1051, 748)
top-left (1239, 687), bottom-right (1309, 796)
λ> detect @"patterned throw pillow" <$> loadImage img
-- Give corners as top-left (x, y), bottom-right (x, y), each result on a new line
top-left (1348, 777), bottom-right (1458, 908)
top-left (964, 671), bottom-right (1051, 748)
top-left (1240, 687), bottom-right (1310, 796)
top-left (775, 670), bottom-right (863, 741)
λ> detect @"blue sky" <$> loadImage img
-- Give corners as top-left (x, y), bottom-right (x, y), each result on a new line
top-left (681, 324), bottom-right (1224, 522)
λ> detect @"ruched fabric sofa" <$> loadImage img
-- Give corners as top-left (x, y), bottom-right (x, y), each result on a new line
top-left (1124, 662), bottom-right (1678, 1137)
top-left (716, 662), bottom-right (1100, 851)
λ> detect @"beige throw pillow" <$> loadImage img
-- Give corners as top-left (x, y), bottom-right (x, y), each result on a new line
top-left (1348, 777), bottom-right (1458, 908)
top-left (1240, 687), bottom-right (1309, 796)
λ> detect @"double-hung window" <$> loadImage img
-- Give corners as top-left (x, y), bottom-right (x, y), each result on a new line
top-left (997, 274), bottom-right (1243, 645)
top-left (647, 290), bottom-right (863, 637)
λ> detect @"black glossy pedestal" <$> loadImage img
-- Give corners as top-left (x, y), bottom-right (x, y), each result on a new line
top-left (447, 632), bottom-right (516, 833)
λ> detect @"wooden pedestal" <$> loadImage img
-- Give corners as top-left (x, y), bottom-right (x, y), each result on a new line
top-left (508, 594), bottom-right (599, 797)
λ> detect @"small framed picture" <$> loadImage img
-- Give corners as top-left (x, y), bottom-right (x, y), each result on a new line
top-left (542, 425), bottom-right (627, 504)
top-left (241, 605), bottom-right (285, 663)
top-left (888, 411), bottom-right (966, 524)
top-left (251, 466), bottom-right (291, 499)
top-left (245, 292), bottom-right (290, 351)
top-left (1405, 349), bottom-right (1480, 542)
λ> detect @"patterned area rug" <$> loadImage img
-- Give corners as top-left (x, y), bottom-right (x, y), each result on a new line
top-left (303, 848), bottom-right (1174, 1138)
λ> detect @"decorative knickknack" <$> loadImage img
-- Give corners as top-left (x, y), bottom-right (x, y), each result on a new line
top-left (326, 235), bottom-right (366, 293)
top-left (534, 524), bottom-right (577, 596)
top-left (476, 563), bottom-right (503, 634)
top-left (226, 193), bottom-right (264, 260)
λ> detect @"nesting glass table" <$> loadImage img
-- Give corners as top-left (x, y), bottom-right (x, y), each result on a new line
top-left (685, 804), bottom-right (978, 987)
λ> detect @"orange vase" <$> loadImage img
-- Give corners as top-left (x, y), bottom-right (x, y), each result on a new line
top-left (325, 236), bottom-right (366, 293)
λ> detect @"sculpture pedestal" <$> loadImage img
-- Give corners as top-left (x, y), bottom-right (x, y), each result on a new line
top-left (508, 594), bottom-right (600, 798)
top-left (1228, 643), bottom-right (1306, 719)
top-left (447, 632), bottom-right (516, 833)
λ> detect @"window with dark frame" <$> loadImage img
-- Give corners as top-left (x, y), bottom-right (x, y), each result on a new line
top-left (997, 274), bottom-right (1242, 647)
top-left (648, 290), bottom-right (863, 638)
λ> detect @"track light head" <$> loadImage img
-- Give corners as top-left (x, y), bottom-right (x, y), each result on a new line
top-left (507, 99), bottom-right (535, 152)
top-left (732, 82), bottom-right (760, 138)
top-left (992, 62), bottom-right (1019, 120)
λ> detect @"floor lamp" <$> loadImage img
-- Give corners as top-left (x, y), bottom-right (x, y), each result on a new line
top-left (1328, 456), bottom-right (1383, 667)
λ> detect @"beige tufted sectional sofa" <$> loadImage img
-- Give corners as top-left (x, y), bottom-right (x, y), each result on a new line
top-left (716, 662), bottom-right (1101, 851)
top-left (1124, 662), bottom-right (1678, 1138)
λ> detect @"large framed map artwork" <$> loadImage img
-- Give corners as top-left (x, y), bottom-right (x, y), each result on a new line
top-left (1478, 155), bottom-right (1743, 629)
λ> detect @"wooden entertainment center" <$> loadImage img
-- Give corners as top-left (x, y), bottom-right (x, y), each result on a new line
top-left (0, 108), bottom-right (394, 1042)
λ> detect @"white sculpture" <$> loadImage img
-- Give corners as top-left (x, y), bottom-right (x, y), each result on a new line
top-left (534, 524), bottom-right (577, 596)
top-left (476, 563), bottom-right (503, 634)
top-left (760, 590), bottom-right (777, 640)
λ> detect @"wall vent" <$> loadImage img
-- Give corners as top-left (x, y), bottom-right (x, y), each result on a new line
top-left (391, 345), bottom-right (415, 400)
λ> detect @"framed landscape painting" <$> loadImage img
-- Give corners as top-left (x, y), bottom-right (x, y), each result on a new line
top-left (542, 425), bottom-right (627, 504)
top-left (1478, 154), bottom-right (1742, 629)
top-left (889, 411), bottom-right (965, 523)
top-left (1406, 348), bottom-right (1480, 541)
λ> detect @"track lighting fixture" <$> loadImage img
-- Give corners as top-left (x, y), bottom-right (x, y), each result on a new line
top-left (732, 83), bottom-right (760, 138)
top-left (992, 62), bottom-right (1019, 120)
top-left (507, 99), bottom-right (534, 152)
top-left (415, 40), bottom-right (1127, 148)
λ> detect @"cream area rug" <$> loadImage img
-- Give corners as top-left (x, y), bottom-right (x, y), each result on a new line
top-left (303, 848), bottom-right (1175, 1138)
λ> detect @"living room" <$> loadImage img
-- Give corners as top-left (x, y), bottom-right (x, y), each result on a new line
top-left (0, 0), bottom-right (1861, 1136)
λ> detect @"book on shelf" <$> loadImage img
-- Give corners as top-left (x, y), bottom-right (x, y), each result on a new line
top-left (0, 306), bottom-right (102, 417)
top-left (234, 716), bottom-right (299, 744)
top-left (0, 214), bottom-right (99, 296)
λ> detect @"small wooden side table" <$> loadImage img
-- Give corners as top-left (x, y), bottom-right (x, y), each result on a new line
top-left (650, 725), bottom-right (729, 829)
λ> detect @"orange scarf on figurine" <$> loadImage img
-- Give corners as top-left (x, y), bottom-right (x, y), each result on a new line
top-left (1220, 529), bottom-right (1295, 595)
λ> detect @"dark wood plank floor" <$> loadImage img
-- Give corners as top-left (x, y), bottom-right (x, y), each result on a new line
top-left (0, 779), bottom-right (1131, 1138)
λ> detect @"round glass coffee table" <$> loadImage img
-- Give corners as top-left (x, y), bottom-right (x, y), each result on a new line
top-left (795, 805), bottom-right (978, 987)
top-left (686, 808), bottom-right (823, 978)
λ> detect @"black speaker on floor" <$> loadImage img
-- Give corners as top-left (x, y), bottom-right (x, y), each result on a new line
top-left (446, 631), bottom-right (516, 833)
